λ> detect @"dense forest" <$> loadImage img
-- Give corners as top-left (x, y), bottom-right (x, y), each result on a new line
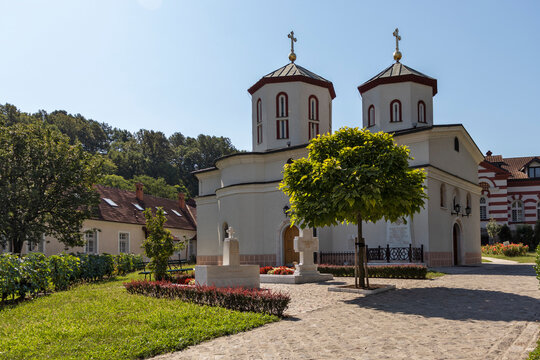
top-left (0, 103), bottom-right (239, 198)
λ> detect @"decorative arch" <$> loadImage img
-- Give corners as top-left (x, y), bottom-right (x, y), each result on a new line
top-left (452, 220), bottom-right (463, 265)
top-left (221, 222), bottom-right (229, 243)
top-left (368, 105), bottom-right (375, 127)
top-left (256, 99), bottom-right (263, 144)
top-left (276, 92), bottom-right (288, 118)
top-left (390, 99), bottom-right (402, 122)
top-left (440, 183), bottom-right (447, 208)
top-left (308, 95), bottom-right (319, 121)
top-left (417, 100), bottom-right (426, 123)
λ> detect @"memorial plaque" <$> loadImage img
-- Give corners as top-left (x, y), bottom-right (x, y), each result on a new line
top-left (386, 217), bottom-right (412, 247)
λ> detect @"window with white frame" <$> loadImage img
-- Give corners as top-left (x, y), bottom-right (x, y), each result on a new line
top-left (308, 121), bottom-right (319, 140)
top-left (528, 166), bottom-right (540, 178)
top-left (85, 230), bottom-right (98, 254)
top-left (256, 99), bottom-right (263, 144)
top-left (511, 200), bottom-right (524, 222)
top-left (368, 105), bottom-right (375, 127)
top-left (119, 232), bottom-right (130, 253)
top-left (27, 236), bottom-right (45, 253)
top-left (308, 95), bottom-right (319, 140)
top-left (390, 99), bottom-right (402, 122)
top-left (276, 93), bottom-right (289, 139)
top-left (418, 101), bottom-right (426, 123)
top-left (480, 197), bottom-right (488, 220)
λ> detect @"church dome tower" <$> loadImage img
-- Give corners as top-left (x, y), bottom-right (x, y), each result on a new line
top-left (247, 31), bottom-right (336, 152)
top-left (358, 29), bottom-right (438, 133)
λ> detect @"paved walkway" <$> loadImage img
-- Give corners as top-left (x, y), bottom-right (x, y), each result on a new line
top-left (153, 262), bottom-right (540, 360)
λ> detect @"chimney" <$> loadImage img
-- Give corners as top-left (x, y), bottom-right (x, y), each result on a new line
top-left (178, 192), bottom-right (186, 210)
top-left (135, 183), bottom-right (144, 201)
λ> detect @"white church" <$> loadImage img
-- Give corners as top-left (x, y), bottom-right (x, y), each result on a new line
top-left (194, 30), bottom-right (483, 268)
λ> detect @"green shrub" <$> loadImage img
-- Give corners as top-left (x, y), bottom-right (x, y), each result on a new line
top-left (516, 225), bottom-right (535, 248)
top-left (317, 264), bottom-right (428, 279)
top-left (0, 255), bottom-right (22, 301)
top-left (0, 253), bottom-right (142, 303)
top-left (499, 224), bottom-right (513, 243)
top-left (124, 280), bottom-right (291, 317)
top-left (49, 254), bottom-right (80, 291)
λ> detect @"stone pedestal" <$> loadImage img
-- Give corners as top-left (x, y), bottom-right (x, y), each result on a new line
top-left (195, 264), bottom-right (260, 288)
top-left (195, 227), bottom-right (260, 289)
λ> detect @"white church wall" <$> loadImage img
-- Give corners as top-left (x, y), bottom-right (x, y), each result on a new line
top-left (426, 171), bottom-right (481, 266)
top-left (251, 82), bottom-right (332, 152)
top-left (428, 134), bottom-right (480, 184)
top-left (197, 171), bottom-right (221, 197)
top-left (361, 82), bottom-right (433, 132)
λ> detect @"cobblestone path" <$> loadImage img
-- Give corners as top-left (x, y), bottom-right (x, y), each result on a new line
top-left (153, 261), bottom-right (540, 360)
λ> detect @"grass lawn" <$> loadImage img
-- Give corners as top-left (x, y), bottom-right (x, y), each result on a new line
top-left (482, 258), bottom-right (492, 263)
top-left (530, 339), bottom-right (540, 360)
top-left (0, 273), bottom-right (278, 360)
top-left (426, 271), bottom-right (445, 279)
top-left (482, 252), bottom-right (537, 263)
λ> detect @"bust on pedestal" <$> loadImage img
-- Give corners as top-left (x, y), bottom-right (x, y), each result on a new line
top-left (195, 227), bottom-right (260, 289)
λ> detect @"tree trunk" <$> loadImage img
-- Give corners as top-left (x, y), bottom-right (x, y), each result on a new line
top-left (356, 213), bottom-right (366, 288)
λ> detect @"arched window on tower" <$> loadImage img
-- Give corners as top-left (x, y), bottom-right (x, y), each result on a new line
top-left (418, 101), bottom-right (426, 123)
top-left (256, 99), bottom-right (263, 144)
top-left (276, 92), bottom-right (289, 139)
top-left (440, 184), bottom-right (446, 208)
top-left (511, 200), bottom-right (524, 222)
top-left (390, 100), bottom-right (402, 122)
top-left (368, 105), bottom-right (375, 127)
top-left (308, 95), bottom-right (319, 140)
top-left (454, 137), bottom-right (460, 152)
top-left (480, 197), bottom-right (488, 220)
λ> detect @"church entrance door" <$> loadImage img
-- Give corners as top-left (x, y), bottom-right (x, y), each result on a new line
top-left (453, 223), bottom-right (460, 265)
top-left (283, 225), bottom-right (299, 265)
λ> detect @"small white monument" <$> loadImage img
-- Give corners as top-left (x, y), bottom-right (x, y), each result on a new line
top-left (195, 227), bottom-right (260, 289)
top-left (261, 228), bottom-right (333, 284)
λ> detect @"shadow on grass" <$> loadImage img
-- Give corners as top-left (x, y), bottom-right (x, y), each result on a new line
top-left (343, 286), bottom-right (540, 322)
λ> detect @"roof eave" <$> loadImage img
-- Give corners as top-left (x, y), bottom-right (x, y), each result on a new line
top-left (248, 75), bottom-right (336, 99)
top-left (358, 74), bottom-right (438, 96)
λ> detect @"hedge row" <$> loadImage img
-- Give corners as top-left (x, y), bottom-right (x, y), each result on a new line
top-left (124, 280), bottom-right (291, 317)
top-left (318, 264), bottom-right (428, 279)
top-left (0, 253), bottom-right (143, 302)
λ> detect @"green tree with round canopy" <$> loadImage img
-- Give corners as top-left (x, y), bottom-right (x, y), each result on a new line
top-left (280, 127), bottom-right (427, 288)
top-left (0, 123), bottom-right (102, 254)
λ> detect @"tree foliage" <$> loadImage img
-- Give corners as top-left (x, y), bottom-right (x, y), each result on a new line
top-left (142, 208), bottom-right (183, 281)
top-left (0, 123), bottom-right (102, 254)
top-left (98, 174), bottom-right (188, 200)
top-left (0, 103), bottom-right (239, 197)
top-left (486, 218), bottom-right (502, 242)
top-left (280, 127), bottom-right (427, 288)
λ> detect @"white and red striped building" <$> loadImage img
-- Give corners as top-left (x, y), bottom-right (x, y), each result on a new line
top-left (478, 151), bottom-right (540, 240)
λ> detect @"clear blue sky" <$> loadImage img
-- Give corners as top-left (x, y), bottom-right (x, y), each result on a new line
top-left (1, 0), bottom-right (538, 157)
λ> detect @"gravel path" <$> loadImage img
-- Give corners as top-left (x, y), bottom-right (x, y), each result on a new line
top-left (153, 261), bottom-right (540, 360)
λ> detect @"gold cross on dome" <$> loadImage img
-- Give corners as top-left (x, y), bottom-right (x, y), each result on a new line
top-left (288, 31), bottom-right (297, 62)
top-left (393, 28), bottom-right (402, 62)
top-left (393, 28), bottom-right (401, 51)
